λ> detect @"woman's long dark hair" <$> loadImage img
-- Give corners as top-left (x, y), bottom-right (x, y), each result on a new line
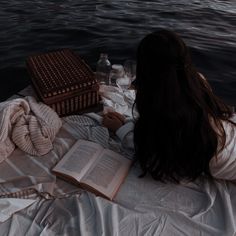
top-left (133, 29), bottom-right (234, 183)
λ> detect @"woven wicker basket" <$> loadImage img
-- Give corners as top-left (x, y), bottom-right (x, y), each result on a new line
top-left (26, 49), bottom-right (102, 116)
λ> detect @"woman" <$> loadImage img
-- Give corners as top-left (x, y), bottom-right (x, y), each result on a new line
top-left (102, 29), bottom-right (236, 183)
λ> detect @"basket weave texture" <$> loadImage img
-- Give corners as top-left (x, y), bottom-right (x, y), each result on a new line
top-left (26, 49), bottom-right (100, 116)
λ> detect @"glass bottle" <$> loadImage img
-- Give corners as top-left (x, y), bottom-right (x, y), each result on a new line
top-left (96, 53), bottom-right (111, 85)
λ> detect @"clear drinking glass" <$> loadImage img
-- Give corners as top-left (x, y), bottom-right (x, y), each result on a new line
top-left (116, 74), bottom-right (131, 92)
top-left (109, 64), bottom-right (124, 87)
top-left (123, 60), bottom-right (136, 82)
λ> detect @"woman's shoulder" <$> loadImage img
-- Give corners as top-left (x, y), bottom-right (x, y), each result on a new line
top-left (221, 114), bottom-right (236, 131)
top-left (229, 113), bottom-right (236, 123)
top-left (210, 115), bottom-right (236, 181)
top-left (219, 115), bottom-right (236, 142)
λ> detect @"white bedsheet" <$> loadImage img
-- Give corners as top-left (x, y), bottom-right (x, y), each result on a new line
top-left (1, 166), bottom-right (236, 235)
top-left (0, 88), bottom-right (236, 235)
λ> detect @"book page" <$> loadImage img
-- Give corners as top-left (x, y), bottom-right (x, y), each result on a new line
top-left (81, 149), bottom-right (132, 199)
top-left (53, 139), bottom-right (103, 181)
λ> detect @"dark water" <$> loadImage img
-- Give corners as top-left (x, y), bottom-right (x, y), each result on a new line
top-left (0, 0), bottom-right (236, 104)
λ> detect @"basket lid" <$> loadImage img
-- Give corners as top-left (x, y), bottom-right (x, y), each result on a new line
top-left (26, 49), bottom-right (97, 98)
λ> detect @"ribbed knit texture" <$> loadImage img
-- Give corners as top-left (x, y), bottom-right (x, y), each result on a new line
top-left (0, 96), bottom-right (62, 163)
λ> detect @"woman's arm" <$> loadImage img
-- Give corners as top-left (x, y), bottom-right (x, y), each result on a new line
top-left (116, 121), bottom-right (134, 150)
top-left (102, 112), bottom-right (135, 150)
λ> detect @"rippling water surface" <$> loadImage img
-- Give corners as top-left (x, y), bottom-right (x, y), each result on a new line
top-left (0, 0), bottom-right (235, 103)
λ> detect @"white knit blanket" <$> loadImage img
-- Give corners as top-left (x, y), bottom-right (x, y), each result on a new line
top-left (0, 96), bottom-right (62, 163)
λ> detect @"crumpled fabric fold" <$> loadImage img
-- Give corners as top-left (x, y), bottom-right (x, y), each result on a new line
top-left (0, 96), bottom-right (62, 163)
top-left (99, 85), bottom-right (136, 117)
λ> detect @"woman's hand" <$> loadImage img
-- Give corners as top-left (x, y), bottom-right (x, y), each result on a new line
top-left (102, 112), bottom-right (125, 133)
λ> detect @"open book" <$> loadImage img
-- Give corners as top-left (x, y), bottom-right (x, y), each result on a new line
top-left (52, 139), bottom-right (132, 200)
